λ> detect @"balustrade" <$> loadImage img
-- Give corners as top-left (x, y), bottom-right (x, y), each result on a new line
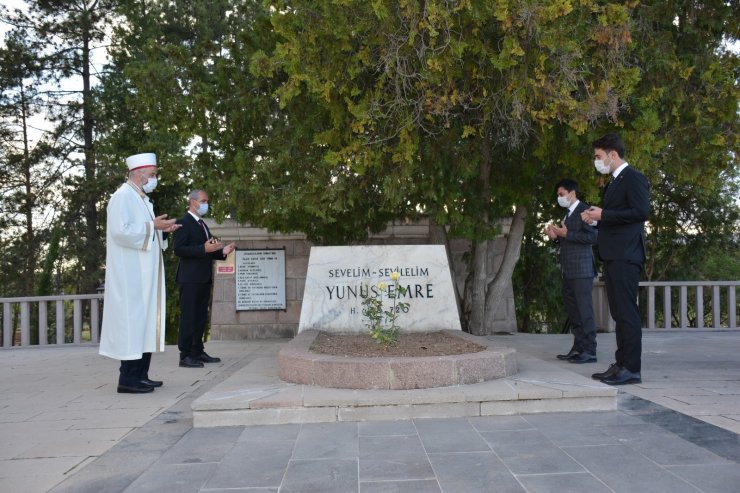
top-left (593, 281), bottom-right (738, 331)
top-left (1, 281), bottom-right (738, 347)
top-left (1, 294), bottom-right (103, 348)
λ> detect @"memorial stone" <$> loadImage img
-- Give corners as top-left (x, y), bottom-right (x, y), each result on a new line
top-left (298, 245), bottom-right (462, 333)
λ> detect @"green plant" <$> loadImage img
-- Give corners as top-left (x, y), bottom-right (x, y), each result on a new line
top-left (361, 271), bottom-right (410, 347)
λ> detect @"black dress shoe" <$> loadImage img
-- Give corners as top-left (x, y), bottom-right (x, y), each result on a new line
top-left (196, 352), bottom-right (221, 363)
top-left (140, 378), bottom-right (163, 388)
top-left (592, 363), bottom-right (621, 380)
top-left (179, 356), bottom-right (205, 368)
top-left (557, 349), bottom-right (580, 360)
top-left (117, 384), bottom-right (154, 394)
top-left (568, 352), bottom-right (597, 364)
top-left (601, 368), bottom-right (641, 385)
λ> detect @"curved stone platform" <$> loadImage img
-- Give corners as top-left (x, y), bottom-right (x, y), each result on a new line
top-left (278, 330), bottom-right (517, 389)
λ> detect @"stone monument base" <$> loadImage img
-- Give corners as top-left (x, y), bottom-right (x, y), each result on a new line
top-left (191, 338), bottom-right (618, 427)
top-left (278, 330), bottom-right (517, 389)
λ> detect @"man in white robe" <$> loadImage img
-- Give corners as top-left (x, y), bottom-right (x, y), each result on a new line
top-left (99, 153), bottom-right (181, 393)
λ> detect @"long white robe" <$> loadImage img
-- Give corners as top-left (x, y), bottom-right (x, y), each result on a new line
top-left (99, 182), bottom-right (167, 360)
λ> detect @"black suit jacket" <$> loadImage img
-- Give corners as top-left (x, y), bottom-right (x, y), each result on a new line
top-left (174, 213), bottom-right (226, 284)
top-left (597, 165), bottom-right (649, 263)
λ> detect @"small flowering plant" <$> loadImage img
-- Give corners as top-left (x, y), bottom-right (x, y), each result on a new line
top-left (361, 271), bottom-right (410, 347)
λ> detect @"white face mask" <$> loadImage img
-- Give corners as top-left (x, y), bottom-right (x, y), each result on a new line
top-left (142, 177), bottom-right (158, 193)
top-left (594, 159), bottom-right (611, 175)
top-left (557, 195), bottom-right (571, 208)
top-left (197, 203), bottom-right (209, 216)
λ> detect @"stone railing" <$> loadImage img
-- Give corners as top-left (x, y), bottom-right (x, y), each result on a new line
top-left (594, 280), bottom-right (739, 331)
top-left (0, 294), bottom-right (103, 348)
top-left (2, 280), bottom-right (737, 347)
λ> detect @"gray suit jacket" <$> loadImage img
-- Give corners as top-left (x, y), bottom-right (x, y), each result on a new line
top-left (558, 200), bottom-right (598, 279)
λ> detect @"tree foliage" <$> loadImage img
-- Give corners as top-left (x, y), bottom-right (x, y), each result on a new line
top-left (0, 27), bottom-right (66, 296)
top-left (0, 0), bottom-right (737, 338)
top-left (1, 0), bottom-right (122, 294)
top-left (246, 0), bottom-right (639, 333)
top-left (513, 0), bottom-right (739, 330)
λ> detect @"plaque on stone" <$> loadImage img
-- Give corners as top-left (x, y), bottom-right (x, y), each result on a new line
top-left (235, 249), bottom-right (286, 311)
top-left (298, 245), bottom-right (462, 333)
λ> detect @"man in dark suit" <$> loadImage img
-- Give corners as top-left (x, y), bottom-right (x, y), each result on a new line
top-left (174, 189), bottom-right (236, 368)
top-left (581, 134), bottom-right (649, 385)
top-left (545, 179), bottom-right (599, 364)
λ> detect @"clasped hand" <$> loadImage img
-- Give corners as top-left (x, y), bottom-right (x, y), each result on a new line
top-left (544, 222), bottom-right (567, 239)
top-left (204, 240), bottom-right (236, 254)
top-left (580, 206), bottom-right (602, 225)
top-left (153, 214), bottom-right (181, 233)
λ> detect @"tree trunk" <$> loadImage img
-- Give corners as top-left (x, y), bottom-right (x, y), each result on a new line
top-left (468, 239), bottom-right (489, 335)
top-left (483, 205), bottom-right (527, 333)
top-left (20, 84), bottom-right (35, 296)
top-left (82, 27), bottom-right (99, 294)
top-left (428, 217), bottom-right (462, 320)
top-left (467, 139), bottom-right (492, 335)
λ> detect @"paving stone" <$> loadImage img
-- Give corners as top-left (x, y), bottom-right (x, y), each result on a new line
top-left (122, 462), bottom-right (216, 493)
top-left (156, 426), bottom-right (242, 465)
top-left (280, 458), bottom-right (358, 493)
top-left (479, 429), bottom-right (585, 475)
top-left (516, 472), bottom-right (613, 493)
top-left (360, 435), bottom-right (435, 481)
top-left (699, 415), bottom-right (740, 435)
top-left (48, 450), bottom-right (165, 493)
top-left (523, 410), bottom-right (646, 428)
top-left (237, 423), bottom-right (301, 442)
top-left (468, 415), bottom-right (535, 432)
top-left (204, 441), bottom-right (293, 489)
top-left (244, 386), bottom-right (306, 409)
top-left (457, 379), bottom-right (518, 402)
top-left (302, 386), bottom-right (359, 407)
top-left (0, 456), bottom-right (87, 493)
top-left (358, 420), bottom-right (417, 437)
top-left (360, 479), bottom-right (442, 493)
top-left (16, 427), bottom-right (132, 458)
top-left (665, 463), bottom-right (740, 493)
top-left (481, 395), bottom-right (616, 415)
top-left (194, 406), bottom-right (338, 427)
top-left (414, 418), bottom-right (490, 453)
top-left (292, 422), bottom-right (358, 459)
top-left (600, 424), bottom-right (730, 465)
top-left (565, 444), bottom-right (703, 493)
top-left (340, 402), bottom-right (480, 422)
top-left (427, 451), bottom-right (522, 493)
top-left (353, 386), bottom-right (467, 406)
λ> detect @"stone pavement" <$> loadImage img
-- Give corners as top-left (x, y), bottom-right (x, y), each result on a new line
top-left (0, 331), bottom-right (738, 492)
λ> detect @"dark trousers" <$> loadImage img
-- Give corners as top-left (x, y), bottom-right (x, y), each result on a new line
top-left (119, 352), bottom-right (151, 386)
top-left (178, 282), bottom-right (211, 359)
top-left (604, 259), bottom-right (643, 372)
top-left (562, 276), bottom-right (597, 354)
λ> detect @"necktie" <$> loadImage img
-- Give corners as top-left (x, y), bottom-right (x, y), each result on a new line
top-left (198, 219), bottom-right (209, 240)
